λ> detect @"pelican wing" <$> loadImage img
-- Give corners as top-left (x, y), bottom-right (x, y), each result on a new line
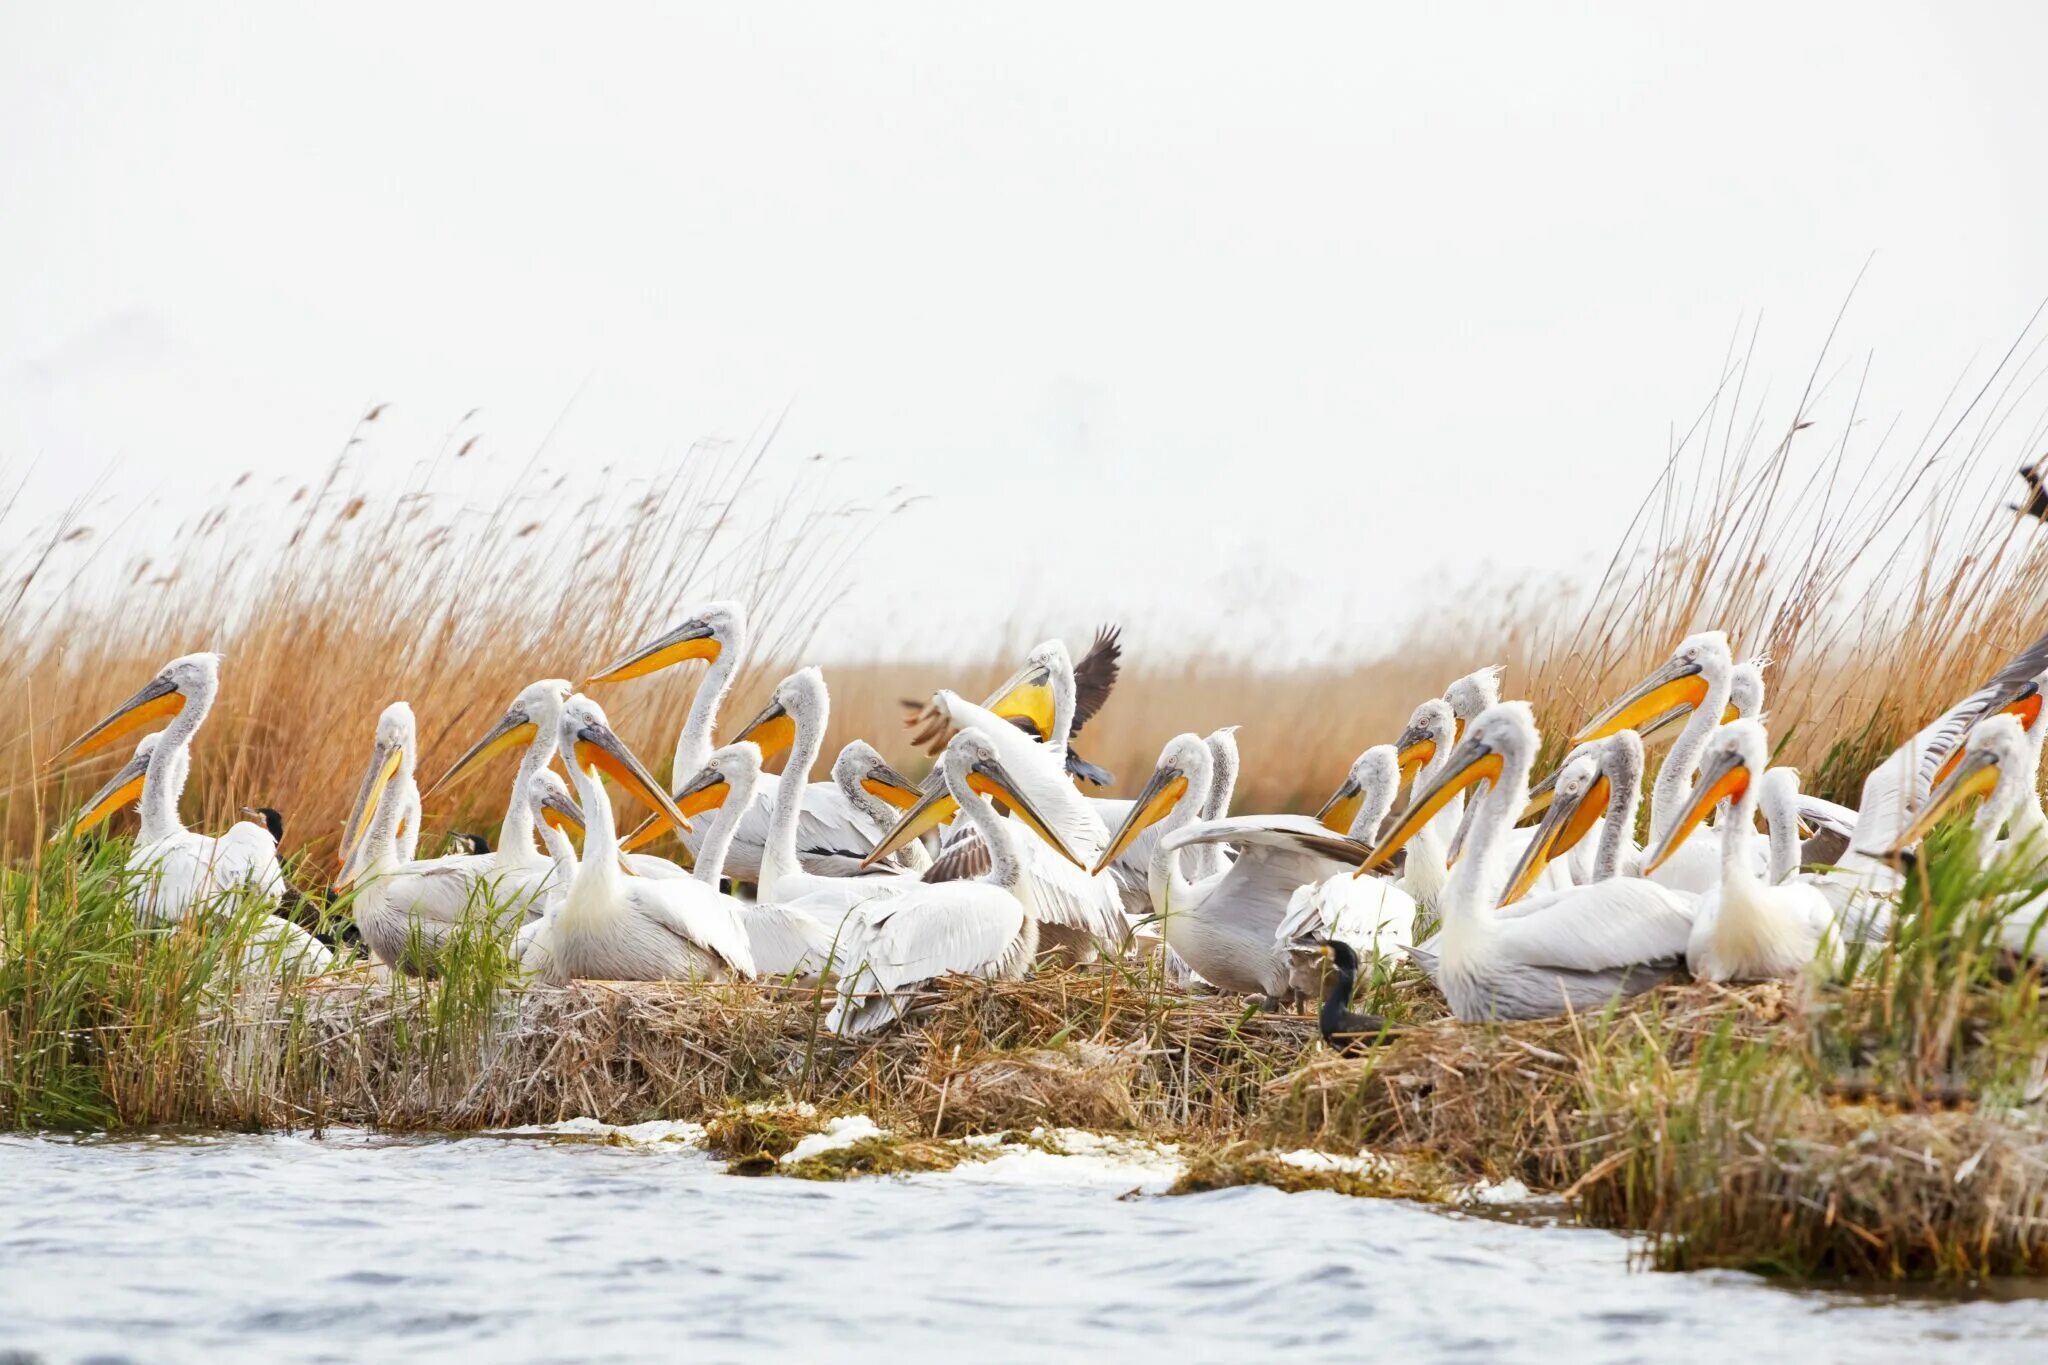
top-left (1490, 878), bottom-right (1694, 974)
top-left (739, 903), bottom-right (834, 978)
top-left (836, 883), bottom-right (1026, 995)
top-left (1162, 814), bottom-right (1373, 868)
top-left (634, 881), bottom-right (756, 978)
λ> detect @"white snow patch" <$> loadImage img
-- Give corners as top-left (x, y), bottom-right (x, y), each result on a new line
top-left (495, 1117), bottom-right (707, 1146)
top-left (781, 1114), bottom-right (884, 1164)
top-left (1271, 1148), bottom-right (1389, 1177)
top-left (1461, 1176), bottom-right (1532, 1205)
top-left (940, 1127), bottom-right (1181, 1191)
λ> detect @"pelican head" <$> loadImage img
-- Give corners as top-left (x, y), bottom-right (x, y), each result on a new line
top-left (732, 665), bottom-right (826, 761)
top-left (1888, 712), bottom-right (2031, 855)
top-left (49, 652), bottom-right (220, 769)
top-left (1574, 631), bottom-right (1732, 744)
top-left (832, 739), bottom-right (923, 813)
top-left (1361, 700), bottom-right (1536, 875)
top-left (65, 733), bottom-right (163, 838)
top-left (1443, 666), bottom-right (1503, 742)
top-left (1499, 745), bottom-right (1605, 905)
top-left (1091, 732), bottom-right (1214, 876)
top-left (556, 695), bottom-right (694, 839)
top-left (945, 727), bottom-right (1088, 869)
top-left (584, 600), bottom-right (747, 686)
top-left (1316, 745), bottom-right (1400, 840)
top-left (1930, 671), bottom-right (2046, 792)
top-left (426, 678), bottom-right (573, 800)
top-left (985, 639), bottom-right (1074, 743)
top-left (670, 741), bottom-right (765, 820)
top-left (524, 767), bottom-right (587, 840)
top-left (336, 702), bottom-right (418, 890)
top-left (1641, 718), bottom-right (1766, 875)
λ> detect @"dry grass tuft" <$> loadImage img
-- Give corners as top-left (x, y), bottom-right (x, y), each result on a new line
top-left (920, 1040), bottom-right (1143, 1136)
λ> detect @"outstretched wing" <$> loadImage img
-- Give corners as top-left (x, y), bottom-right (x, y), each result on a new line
top-left (1070, 624), bottom-right (1122, 737)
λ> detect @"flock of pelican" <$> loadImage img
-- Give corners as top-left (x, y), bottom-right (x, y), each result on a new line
top-left (45, 603), bottom-right (2048, 1039)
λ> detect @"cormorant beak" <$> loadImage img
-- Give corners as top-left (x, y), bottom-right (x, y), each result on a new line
top-left (1498, 771), bottom-right (1611, 907)
top-left (1315, 773), bottom-right (1363, 835)
top-left (966, 751), bottom-right (1086, 869)
top-left (584, 617), bottom-right (720, 685)
top-left (1357, 729), bottom-right (1505, 876)
top-left (65, 745), bottom-right (154, 838)
top-left (1092, 763), bottom-right (1189, 876)
top-left (859, 759), bottom-right (924, 811)
top-left (335, 741), bottom-right (406, 892)
top-left (1887, 746), bottom-right (2003, 856)
top-left (1641, 749), bottom-right (1748, 875)
top-left (1574, 654), bottom-right (1709, 744)
top-left (569, 717), bottom-right (694, 839)
top-left (48, 672), bottom-right (183, 768)
top-left (986, 660), bottom-right (1058, 742)
top-left (427, 705), bottom-right (537, 800)
top-left (733, 695), bottom-right (798, 761)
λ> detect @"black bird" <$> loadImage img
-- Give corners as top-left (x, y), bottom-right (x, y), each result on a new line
top-left (444, 831), bottom-right (492, 856)
top-left (1315, 940), bottom-right (1401, 1054)
top-left (243, 805), bottom-right (361, 952)
top-left (2011, 460), bottom-right (2048, 521)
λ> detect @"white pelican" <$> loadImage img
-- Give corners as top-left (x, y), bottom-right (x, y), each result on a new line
top-left (1571, 632), bottom-right (1768, 895)
top-left (831, 740), bottom-right (930, 873)
top-left (67, 733), bottom-right (178, 843)
top-left (1093, 735), bottom-right (1370, 1001)
top-left (1881, 714), bottom-right (2048, 960)
top-left (827, 728), bottom-right (1089, 1035)
top-left (1496, 731), bottom-right (1647, 905)
top-left (1641, 720), bottom-right (1833, 982)
top-left (50, 654), bottom-right (287, 921)
top-left (902, 626), bottom-right (1126, 788)
top-left (1363, 702), bottom-right (1693, 1021)
top-left (539, 696), bottom-right (753, 982)
top-left (411, 678), bottom-right (575, 875)
top-left (670, 742), bottom-right (838, 979)
top-left (511, 769), bottom-right (590, 981)
top-left (1273, 744), bottom-right (1417, 999)
top-left (336, 703), bottom-right (581, 970)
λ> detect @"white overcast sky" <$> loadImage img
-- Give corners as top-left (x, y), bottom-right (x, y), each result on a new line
top-left (4, 3), bottom-right (2046, 660)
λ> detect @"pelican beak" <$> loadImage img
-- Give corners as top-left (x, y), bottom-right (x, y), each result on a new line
top-left (860, 783), bottom-right (959, 868)
top-left (65, 746), bottom-right (154, 838)
top-left (1445, 778), bottom-right (1490, 866)
top-left (569, 716), bottom-right (694, 838)
top-left (1092, 762), bottom-right (1189, 875)
top-left (986, 660), bottom-right (1057, 742)
top-left (1394, 724), bottom-right (1437, 783)
top-left (1498, 772), bottom-right (1611, 906)
top-left (1889, 745), bottom-right (2004, 855)
top-left (426, 705), bottom-right (538, 800)
top-left (1642, 748), bottom-right (1748, 875)
top-left (859, 759), bottom-right (924, 811)
top-left (1523, 767), bottom-right (1559, 821)
top-left (672, 763), bottom-right (732, 816)
top-left (1358, 728), bottom-right (1505, 875)
top-left (1931, 685), bottom-right (2042, 789)
top-left (539, 787), bottom-right (587, 839)
top-left (966, 750), bottom-right (1086, 869)
top-left (616, 809), bottom-right (696, 867)
top-left (1315, 773), bottom-right (1363, 835)
top-left (733, 695), bottom-right (798, 761)
top-left (335, 741), bottom-right (406, 891)
top-left (1574, 655), bottom-right (1710, 744)
top-left (48, 673), bottom-right (183, 768)
top-left (585, 616), bottom-right (720, 685)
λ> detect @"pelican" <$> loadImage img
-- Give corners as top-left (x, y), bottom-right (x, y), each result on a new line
top-left (1093, 725), bottom-right (1240, 918)
top-left (1362, 702), bottom-right (1693, 1021)
top-left (1093, 735), bottom-right (1369, 1001)
top-left (67, 733), bottom-right (177, 842)
top-left (336, 703), bottom-right (580, 971)
top-left (1317, 698), bottom-right (1460, 908)
top-left (902, 625), bottom-right (1126, 788)
top-left (831, 740), bottom-right (930, 874)
top-left (671, 742), bottom-right (838, 978)
top-left (411, 678), bottom-right (575, 878)
top-left (50, 654), bottom-right (288, 921)
top-left (1882, 714), bottom-right (2048, 960)
top-left (511, 769), bottom-right (590, 981)
top-left (538, 696), bottom-right (753, 981)
top-left (827, 728), bottom-right (1089, 1036)
top-left (1497, 731), bottom-right (1647, 904)
top-left (1641, 720), bottom-right (1833, 982)
top-left (1571, 632), bottom-right (1768, 895)
top-left (1274, 744), bottom-right (1417, 1000)
top-left (1525, 656), bottom-right (1763, 817)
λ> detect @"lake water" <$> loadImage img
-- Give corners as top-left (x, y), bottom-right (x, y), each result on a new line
top-left (5, 1127), bottom-right (2048, 1363)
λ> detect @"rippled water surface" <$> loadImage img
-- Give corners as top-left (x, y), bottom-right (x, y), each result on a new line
top-left (6, 1130), bottom-right (2048, 1362)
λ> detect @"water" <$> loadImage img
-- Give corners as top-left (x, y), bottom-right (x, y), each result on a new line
top-left (5, 1128), bottom-right (2048, 1363)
